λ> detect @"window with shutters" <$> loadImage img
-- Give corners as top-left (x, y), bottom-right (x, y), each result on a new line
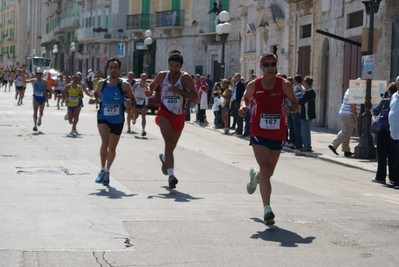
top-left (297, 46), bottom-right (311, 77)
top-left (300, 24), bottom-right (312, 39)
top-left (348, 11), bottom-right (363, 29)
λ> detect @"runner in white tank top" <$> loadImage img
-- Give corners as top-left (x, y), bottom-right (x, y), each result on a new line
top-left (132, 73), bottom-right (149, 136)
top-left (146, 53), bottom-right (198, 189)
top-left (54, 74), bottom-right (67, 109)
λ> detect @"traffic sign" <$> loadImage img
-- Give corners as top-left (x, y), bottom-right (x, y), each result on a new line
top-left (76, 52), bottom-right (83, 60)
top-left (361, 55), bottom-right (374, 80)
top-left (101, 57), bottom-right (109, 67)
top-left (348, 79), bottom-right (387, 105)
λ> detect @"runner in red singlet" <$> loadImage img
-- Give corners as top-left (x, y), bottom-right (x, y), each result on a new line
top-left (238, 53), bottom-right (299, 225)
top-left (145, 53), bottom-right (198, 189)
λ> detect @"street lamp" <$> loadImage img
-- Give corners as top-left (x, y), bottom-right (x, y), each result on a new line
top-left (52, 44), bottom-right (58, 70)
top-left (144, 29), bottom-right (153, 76)
top-left (216, 11), bottom-right (231, 78)
top-left (41, 47), bottom-right (46, 58)
top-left (32, 49), bottom-right (36, 57)
top-left (354, 0), bottom-right (381, 159)
top-left (70, 42), bottom-right (76, 75)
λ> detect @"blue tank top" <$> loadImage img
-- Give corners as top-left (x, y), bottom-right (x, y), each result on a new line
top-left (33, 80), bottom-right (46, 99)
top-left (97, 82), bottom-right (125, 124)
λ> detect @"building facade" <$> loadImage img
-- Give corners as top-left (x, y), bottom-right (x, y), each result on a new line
top-left (4, 0), bottom-right (399, 131)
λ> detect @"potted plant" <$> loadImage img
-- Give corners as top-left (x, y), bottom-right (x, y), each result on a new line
top-left (37, 34), bottom-right (42, 39)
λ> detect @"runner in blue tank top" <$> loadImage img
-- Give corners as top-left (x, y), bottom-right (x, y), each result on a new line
top-left (23, 68), bottom-right (54, 132)
top-left (88, 57), bottom-right (137, 186)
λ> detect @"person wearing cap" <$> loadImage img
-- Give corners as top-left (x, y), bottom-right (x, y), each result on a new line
top-left (238, 53), bottom-right (299, 225)
top-left (54, 73), bottom-right (66, 109)
top-left (88, 57), bottom-right (137, 186)
top-left (87, 68), bottom-right (94, 91)
top-left (23, 68), bottom-right (54, 131)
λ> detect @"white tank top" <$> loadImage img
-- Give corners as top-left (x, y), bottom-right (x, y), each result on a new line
top-left (56, 79), bottom-right (66, 91)
top-left (15, 75), bottom-right (23, 87)
top-left (134, 82), bottom-right (148, 105)
top-left (161, 71), bottom-right (184, 115)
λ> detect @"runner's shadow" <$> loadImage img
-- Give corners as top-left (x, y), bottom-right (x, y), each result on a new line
top-left (147, 186), bottom-right (203, 202)
top-left (250, 218), bottom-right (315, 247)
top-left (31, 131), bottom-right (45, 135)
top-left (89, 186), bottom-right (137, 199)
top-left (134, 135), bottom-right (148, 140)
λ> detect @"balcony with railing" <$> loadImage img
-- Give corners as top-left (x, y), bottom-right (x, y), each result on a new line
top-left (126, 13), bottom-right (153, 36)
top-left (42, 30), bottom-right (56, 44)
top-left (97, 0), bottom-right (110, 7)
top-left (76, 27), bottom-right (96, 42)
top-left (155, 10), bottom-right (184, 34)
top-left (60, 16), bottom-right (80, 30)
top-left (94, 28), bottom-right (129, 43)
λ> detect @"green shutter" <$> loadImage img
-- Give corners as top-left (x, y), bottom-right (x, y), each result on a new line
top-left (141, 0), bottom-right (150, 29)
top-left (221, 0), bottom-right (229, 11)
top-left (105, 15), bottom-right (108, 28)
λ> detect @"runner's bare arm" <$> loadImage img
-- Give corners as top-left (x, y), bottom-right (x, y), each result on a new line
top-left (238, 80), bottom-right (255, 117)
top-left (122, 82), bottom-right (137, 107)
top-left (89, 81), bottom-right (103, 104)
top-left (146, 71), bottom-right (166, 97)
top-left (168, 73), bottom-right (198, 100)
top-left (282, 79), bottom-right (299, 116)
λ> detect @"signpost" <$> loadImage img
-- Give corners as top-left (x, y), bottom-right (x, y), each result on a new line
top-left (348, 79), bottom-right (387, 105)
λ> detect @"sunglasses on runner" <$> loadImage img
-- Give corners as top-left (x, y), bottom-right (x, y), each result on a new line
top-left (262, 62), bottom-right (277, 67)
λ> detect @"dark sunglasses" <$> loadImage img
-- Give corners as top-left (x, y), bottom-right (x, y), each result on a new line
top-left (262, 62), bottom-right (277, 67)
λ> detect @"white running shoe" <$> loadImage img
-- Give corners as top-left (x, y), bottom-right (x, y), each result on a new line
top-left (247, 167), bottom-right (259, 194)
top-left (37, 118), bottom-right (42, 126)
top-left (264, 207), bottom-right (275, 225)
top-left (132, 118), bottom-right (136, 125)
top-left (64, 114), bottom-right (68, 121)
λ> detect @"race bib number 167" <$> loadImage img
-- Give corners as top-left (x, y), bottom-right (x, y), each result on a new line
top-left (259, 114), bottom-right (280, 130)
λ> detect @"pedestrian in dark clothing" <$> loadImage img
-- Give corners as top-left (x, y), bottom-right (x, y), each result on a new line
top-left (298, 76), bottom-right (316, 152)
top-left (231, 73), bottom-right (246, 135)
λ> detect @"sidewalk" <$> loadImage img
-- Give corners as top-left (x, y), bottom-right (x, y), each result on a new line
top-left (187, 108), bottom-right (378, 174)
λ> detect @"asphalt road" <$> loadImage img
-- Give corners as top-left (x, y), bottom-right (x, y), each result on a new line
top-left (0, 84), bottom-right (398, 267)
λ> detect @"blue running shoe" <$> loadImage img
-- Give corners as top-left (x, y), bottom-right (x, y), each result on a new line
top-left (102, 172), bottom-right (110, 186)
top-left (95, 171), bottom-right (105, 183)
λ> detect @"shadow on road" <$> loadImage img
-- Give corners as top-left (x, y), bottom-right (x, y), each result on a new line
top-left (88, 186), bottom-right (137, 199)
top-left (250, 217), bottom-right (316, 247)
top-left (147, 186), bottom-right (203, 202)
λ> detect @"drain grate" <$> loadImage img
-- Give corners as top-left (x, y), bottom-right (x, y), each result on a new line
top-left (16, 166), bottom-right (68, 175)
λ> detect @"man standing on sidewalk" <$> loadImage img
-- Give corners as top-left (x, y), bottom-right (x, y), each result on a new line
top-left (328, 88), bottom-right (358, 157)
top-left (231, 73), bottom-right (246, 135)
top-left (298, 76), bottom-right (316, 152)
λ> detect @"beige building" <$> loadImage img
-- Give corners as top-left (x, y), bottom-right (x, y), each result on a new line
top-left (0, 0), bottom-right (17, 67)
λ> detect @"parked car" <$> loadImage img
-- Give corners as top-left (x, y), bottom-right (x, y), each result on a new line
top-left (43, 69), bottom-right (60, 81)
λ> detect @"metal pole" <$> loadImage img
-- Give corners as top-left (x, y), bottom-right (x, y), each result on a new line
top-left (221, 33), bottom-right (227, 78)
top-left (354, 0), bottom-right (376, 159)
top-left (146, 45), bottom-right (150, 76)
top-left (72, 51), bottom-right (75, 75)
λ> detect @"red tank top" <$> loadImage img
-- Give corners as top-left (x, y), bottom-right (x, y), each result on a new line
top-left (250, 76), bottom-right (287, 141)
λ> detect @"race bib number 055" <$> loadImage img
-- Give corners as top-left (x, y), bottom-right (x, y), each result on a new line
top-left (260, 114), bottom-right (280, 130)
